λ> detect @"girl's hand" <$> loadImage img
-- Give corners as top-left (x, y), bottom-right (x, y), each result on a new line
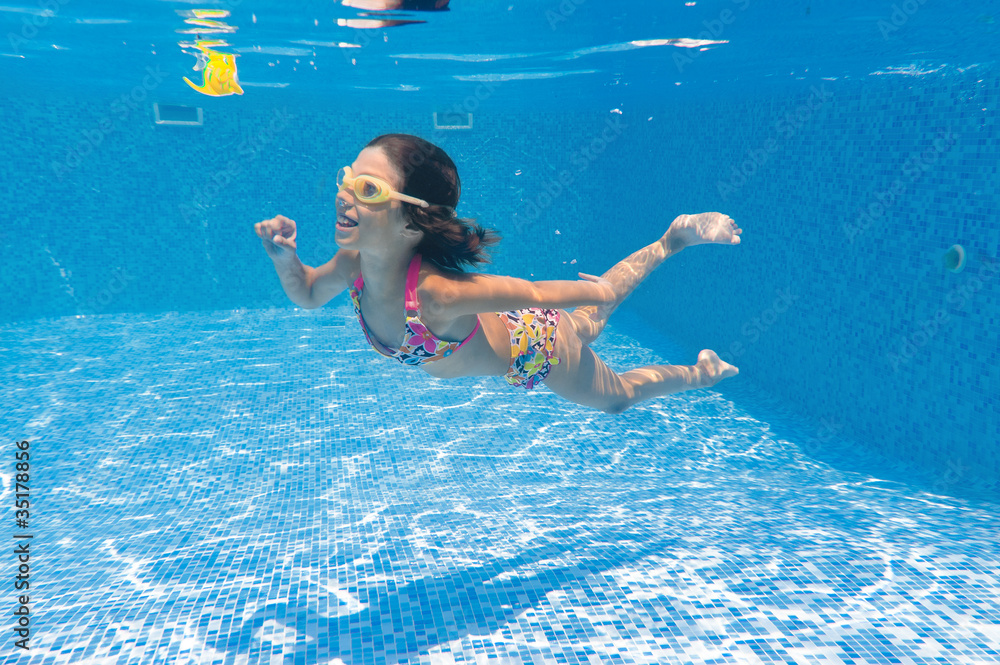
top-left (578, 272), bottom-right (617, 319)
top-left (254, 215), bottom-right (298, 262)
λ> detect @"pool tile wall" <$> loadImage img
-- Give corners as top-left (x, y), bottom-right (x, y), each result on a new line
top-left (2, 67), bottom-right (997, 495)
top-left (0, 96), bottom-right (606, 319)
top-left (617, 68), bottom-right (999, 495)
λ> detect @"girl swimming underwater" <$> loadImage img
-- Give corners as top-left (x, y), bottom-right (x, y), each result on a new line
top-left (255, 134), bottom-right (741, 414)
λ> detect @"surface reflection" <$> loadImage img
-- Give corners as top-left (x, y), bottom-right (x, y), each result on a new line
top-left (176, 9), bottom-right (237, 35)
top-left (339, 0), bottom-right (450, 29)
top-left (343, 0), bottom-right (450, 9)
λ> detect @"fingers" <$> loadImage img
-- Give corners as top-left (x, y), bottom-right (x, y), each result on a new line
top-left (273, 235), bottom-right (296, 250)
top-left (254, 219), bottom-right (275, 240)
top-left (254, 215), bottom-right (296, 241)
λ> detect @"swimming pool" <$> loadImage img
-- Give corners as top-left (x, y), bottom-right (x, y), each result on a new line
top-left (2, 1), bottom-right (998, 663)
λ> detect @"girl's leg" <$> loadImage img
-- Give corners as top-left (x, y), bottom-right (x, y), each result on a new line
top-left (570, 212), bottom-right (742, 346)
top-left (570, 236), bottom-right (676, 346)
top-left (544, 325), bottom-right (739, 414)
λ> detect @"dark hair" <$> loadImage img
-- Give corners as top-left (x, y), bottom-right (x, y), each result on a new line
top-left (366, 133), bottom-right (500, 272)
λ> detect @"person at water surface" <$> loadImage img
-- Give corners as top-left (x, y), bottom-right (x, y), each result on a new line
top-left (255, 134), bottom-right (741, 414)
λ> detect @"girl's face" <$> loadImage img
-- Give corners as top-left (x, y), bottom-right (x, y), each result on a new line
top-left (334, 147), bottom-right (420, 251)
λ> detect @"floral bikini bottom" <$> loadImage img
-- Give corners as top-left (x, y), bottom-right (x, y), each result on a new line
top-left (497, 308), bottom-right (561, 390)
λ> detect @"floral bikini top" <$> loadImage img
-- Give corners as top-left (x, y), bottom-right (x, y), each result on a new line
top-left (349, 253), bottom-right (482, 365)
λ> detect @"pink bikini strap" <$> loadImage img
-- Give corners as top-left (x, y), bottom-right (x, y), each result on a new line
top-left (353, 255), bottom-right (420, 305)
top-left (404, 253), bottom-right (422, 311)
top-left (404, 252), bottom-right (481, 347)
top-left (453, 317), bottom-right (482, 351)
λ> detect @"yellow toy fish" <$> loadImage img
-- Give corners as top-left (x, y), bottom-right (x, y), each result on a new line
top-left (183, 43), bottom-right (243, 96)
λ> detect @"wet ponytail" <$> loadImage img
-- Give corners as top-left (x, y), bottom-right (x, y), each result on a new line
top-left (404, 203), bottom-right (500, 271)
top-left (366, 133), bottom-right (501, 271)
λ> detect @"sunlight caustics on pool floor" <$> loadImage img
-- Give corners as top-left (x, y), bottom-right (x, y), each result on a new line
top-left (4, 308), bottom-right (1000, 665)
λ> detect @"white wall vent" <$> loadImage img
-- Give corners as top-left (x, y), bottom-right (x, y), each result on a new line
top-left (154, 103), bottom-right (204, 126)
top-left (433, 111), bottom-right (472, 130)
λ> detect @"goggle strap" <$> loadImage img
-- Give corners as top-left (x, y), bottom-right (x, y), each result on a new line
top-left (394, 192), bottom-right (430, 208)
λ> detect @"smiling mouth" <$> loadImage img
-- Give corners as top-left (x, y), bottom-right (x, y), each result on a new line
top-left (336, 215), bottom-right (358, 229)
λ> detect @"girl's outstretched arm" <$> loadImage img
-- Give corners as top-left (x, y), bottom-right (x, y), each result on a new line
top-left (421, 272), bottom-right (615, 317)
top-left (255, 214), bottom-right (357, 310)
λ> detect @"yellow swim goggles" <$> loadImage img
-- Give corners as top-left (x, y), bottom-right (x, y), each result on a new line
top-left (336, 166), bottom-right (430, 208)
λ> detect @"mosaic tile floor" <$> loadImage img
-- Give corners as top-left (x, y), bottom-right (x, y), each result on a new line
top-left (2, 306), bottom-right (999, 665)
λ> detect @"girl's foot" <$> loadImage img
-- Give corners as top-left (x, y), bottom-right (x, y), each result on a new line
top-left (664, 212), bottom-right (742, 250)
top-left (695, 349), bottom-right (739, 388)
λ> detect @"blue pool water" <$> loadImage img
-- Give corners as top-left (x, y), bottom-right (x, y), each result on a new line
top-left (2, 1), bottom-right (999, 663)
